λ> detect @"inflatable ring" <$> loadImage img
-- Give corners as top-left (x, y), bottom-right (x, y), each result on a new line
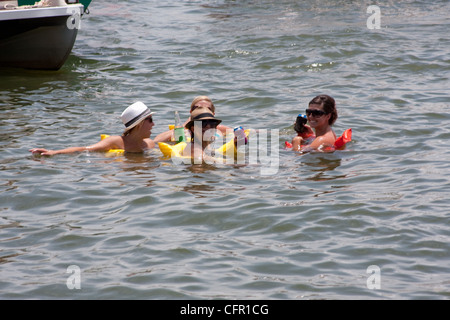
top-left (158, 130), bottom-right (250, 160)
top-left (159, 141), bottom-right (190, 160)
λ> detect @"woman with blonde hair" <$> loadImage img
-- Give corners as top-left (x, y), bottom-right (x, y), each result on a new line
top-left (180, 107), bottom-right (223, 163)
top-left (153, 95), bottom-right (231, 143)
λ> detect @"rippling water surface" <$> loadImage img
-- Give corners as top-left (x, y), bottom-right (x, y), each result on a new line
top-left (1, 0), bottom-right (449, 299)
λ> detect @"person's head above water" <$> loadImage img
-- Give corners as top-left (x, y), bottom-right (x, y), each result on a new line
top-left (185, 107), bottom-right (222, 131)
top-left (121, 101), bottom-right (154, 135)
top-left (307, 94), bottom-right (338, 126)
top-left (189, 96), bottom-right (216, 114)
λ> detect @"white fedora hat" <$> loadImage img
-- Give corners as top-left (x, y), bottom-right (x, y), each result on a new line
top-left (121, 101), bottom-right (154, 133)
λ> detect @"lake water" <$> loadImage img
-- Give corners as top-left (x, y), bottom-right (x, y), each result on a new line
top-left (1, 0), bottom-right (449, 300)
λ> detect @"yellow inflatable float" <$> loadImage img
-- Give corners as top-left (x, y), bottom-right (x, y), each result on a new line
top-left (100, 134), bottom-right (125, 156)
top-left (158, 130), bottom-right (250, 162)
top-left (100, 129), bottom-right (250, 160)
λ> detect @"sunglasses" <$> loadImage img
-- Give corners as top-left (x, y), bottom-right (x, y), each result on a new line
top-left (201, 120), bottom-right (219, 128)
top-left (305, 109), bottom-right (327, 117)
top-left (188, 120), bottom-right (219, 130)
top-left (145, 117), bottom-right (153, 123)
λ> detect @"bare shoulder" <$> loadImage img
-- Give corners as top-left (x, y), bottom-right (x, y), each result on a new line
top-left (103, 135), bottom-right (122, 141)
top-left (104, 135), bottom-right (125, 146)
top-left (310, 131), bottom-right (336, 149)
top-left (88, 135), bottom-right (124, 151)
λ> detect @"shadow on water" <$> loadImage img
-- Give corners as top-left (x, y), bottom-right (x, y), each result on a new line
top-left (0, 54), bottom-right (107, 95)
top-left (0, 64), bottom-right (78, 90)
top-left (185, 163), bottom-right (219, 175)
top-left (182, 182), bottom-right (216, 198)
top-left (102, 151), bottom-right (161, 171)
top-left (289, 152), bottom-right (347, 182)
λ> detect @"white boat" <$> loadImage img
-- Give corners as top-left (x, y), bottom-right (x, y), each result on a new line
top-left (0, 0), bottom-right (92, 70)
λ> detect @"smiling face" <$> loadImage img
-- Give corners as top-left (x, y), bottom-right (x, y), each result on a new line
top-left (140, 116), bottom-right (154, 138)
top-left (306, 103), bottom-right (331, 129)
top-left (307, 95), bottom-right (338, 126)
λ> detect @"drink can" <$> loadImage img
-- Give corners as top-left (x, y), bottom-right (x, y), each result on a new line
top-left (234, 126), bottom-right (247, 144)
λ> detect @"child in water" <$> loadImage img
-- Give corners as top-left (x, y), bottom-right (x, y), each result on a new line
top-left (290, 113), bottom-right (315, 149)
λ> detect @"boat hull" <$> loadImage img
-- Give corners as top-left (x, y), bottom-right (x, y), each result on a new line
top-left (0, 4), bottom-right (84, 70)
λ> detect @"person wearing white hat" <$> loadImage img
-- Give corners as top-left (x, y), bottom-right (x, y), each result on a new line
top-left (30, 102), bottom-right (156, 156)
top-left (121, 101), bottom-right (154, 136)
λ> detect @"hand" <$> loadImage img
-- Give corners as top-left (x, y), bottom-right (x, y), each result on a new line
top-left (29, 148), bottom-right (56, 156)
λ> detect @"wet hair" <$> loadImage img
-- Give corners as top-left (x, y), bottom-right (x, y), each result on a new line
top-left (122, 121), bottom-right (142, 136)
top-left (122, 126), bottom-right (135, 136)
top-left (190, 96), bottom-right (215, 113)
top-left (308, 95), bottom-right (338, 125)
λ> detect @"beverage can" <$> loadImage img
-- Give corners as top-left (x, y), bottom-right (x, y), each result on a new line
top-left (234, 126), bottom-right (247, 145)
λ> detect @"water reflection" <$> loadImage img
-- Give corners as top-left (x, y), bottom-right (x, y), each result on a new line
top-left (182, 182), bottom-right (216, 198)
top-left (289, 153), bottom-right (346, 182)
top-left (186, 163), bottom-right (219, 174)
top-left (111, 153), bottom-right (160, 181)
top-left (308, 162), bottom-right (345, 182)
top-left (180, 164), bottom-right (222, 197)
top-left (0, 66), bottom-right (78, 91)
top-left (0, 253), bottom-right (21, 265)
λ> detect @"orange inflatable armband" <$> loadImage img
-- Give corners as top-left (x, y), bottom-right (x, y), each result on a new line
top-left (286, 128), bottom-right (352, 151)
top-left (334, 128), bottom-right (352, 149)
